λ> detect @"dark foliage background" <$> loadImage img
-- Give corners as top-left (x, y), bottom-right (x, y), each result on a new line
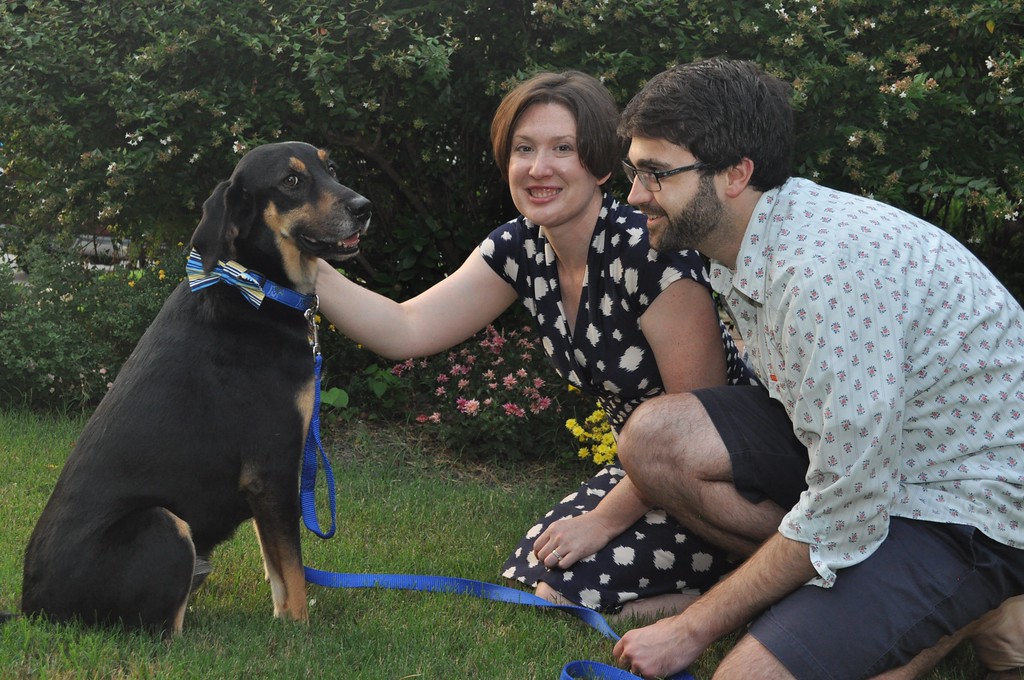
top-left (1, 0), bottom-right (1021, 412)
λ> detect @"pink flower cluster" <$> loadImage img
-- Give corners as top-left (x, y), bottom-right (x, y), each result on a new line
top-left (392, 325), bottom-right (558, 426)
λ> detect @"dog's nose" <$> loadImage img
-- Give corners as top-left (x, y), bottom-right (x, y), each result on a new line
top-left (348, 196), bottom-right (372, 226)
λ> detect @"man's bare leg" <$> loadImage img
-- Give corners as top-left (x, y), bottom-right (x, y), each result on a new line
top-left (713, 634), bottom-right (794, 680)
top-left (616, 392), bottom-right (784, 557)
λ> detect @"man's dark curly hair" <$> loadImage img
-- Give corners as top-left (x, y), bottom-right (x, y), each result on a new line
top-left (619, 58), bottom-right (795, 191)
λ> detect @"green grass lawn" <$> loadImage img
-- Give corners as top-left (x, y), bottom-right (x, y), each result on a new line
top-left (0, 409), bottom-right (987, 679)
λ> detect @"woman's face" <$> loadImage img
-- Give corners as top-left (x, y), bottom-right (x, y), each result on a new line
top-left (506, 102), bottom-right (606, 232)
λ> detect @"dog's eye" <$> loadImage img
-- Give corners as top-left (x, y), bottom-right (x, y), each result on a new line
top-left (283, 174), bottom-right (300, 188)
top-left (327, 163), bottom-right (338, 179)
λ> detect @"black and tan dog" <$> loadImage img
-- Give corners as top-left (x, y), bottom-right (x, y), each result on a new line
top-left (20, 141), bottom-right (370, 636)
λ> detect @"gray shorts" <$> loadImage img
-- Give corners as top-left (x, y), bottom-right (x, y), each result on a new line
top-left (691, 385), bottom-right (1024, 678)
top-left (752, 518), bottom-right (1024, 679)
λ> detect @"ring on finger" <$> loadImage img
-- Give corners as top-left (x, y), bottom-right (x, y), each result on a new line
top-left (551, 549), bottom-right (563, 561)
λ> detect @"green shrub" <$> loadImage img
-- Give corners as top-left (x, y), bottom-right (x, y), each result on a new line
top-left (2, 0), bottom-right (1020, 415)
top-left (2, 0), bottom-right (1020, 302)
top-left (0, 242), bottom-right (182, 410)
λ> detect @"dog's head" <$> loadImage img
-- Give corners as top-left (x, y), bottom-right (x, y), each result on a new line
top-left (190, 142), bottom-right (371, 293)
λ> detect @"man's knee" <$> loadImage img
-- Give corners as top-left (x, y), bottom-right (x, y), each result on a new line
top-left (618, 393), bottom-right (703, 471)
top-left (618, 392), bottom-right (722, 476)
top-left (972, 596), bottom-right (1024, 673)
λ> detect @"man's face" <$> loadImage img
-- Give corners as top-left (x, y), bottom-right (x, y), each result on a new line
top-left (625, 136), bottom-right (724, 252)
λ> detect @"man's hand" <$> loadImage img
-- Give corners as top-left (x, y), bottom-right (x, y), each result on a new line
top-left (614, 533), bottom-right (818, 676)
top-left (614, 613), bottom-right (708, 678)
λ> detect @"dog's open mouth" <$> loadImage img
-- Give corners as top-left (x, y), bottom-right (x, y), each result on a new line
top-left (298, 233), bottom-right (362, 260)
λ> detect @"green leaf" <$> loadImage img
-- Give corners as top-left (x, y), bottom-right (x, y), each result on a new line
top-left (320, 386), bottom-right (350, 409)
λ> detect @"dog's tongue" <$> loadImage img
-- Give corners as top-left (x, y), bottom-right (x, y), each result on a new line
top-left (341, 235), bottom-right (360, 248)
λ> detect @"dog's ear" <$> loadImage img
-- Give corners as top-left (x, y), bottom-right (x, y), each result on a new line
top-left (190, 180), bottom-right (256, 272)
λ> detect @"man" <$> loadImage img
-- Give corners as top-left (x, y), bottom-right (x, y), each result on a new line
top-left (611, 57), bottom-right (1024, 679)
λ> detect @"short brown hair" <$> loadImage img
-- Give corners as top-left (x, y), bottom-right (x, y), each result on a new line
top-left (490, 71), bottom-right (621, 182)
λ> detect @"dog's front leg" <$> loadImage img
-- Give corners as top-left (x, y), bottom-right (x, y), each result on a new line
top-left (252, 517), bottom-right (308, 622)
top-left (242, 468), bottom-right (308, 622)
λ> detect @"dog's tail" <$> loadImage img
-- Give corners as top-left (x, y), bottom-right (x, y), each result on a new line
top-left (0, 611), bottom-right (19, 624)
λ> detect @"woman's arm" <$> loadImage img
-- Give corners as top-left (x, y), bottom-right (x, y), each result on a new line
top-left (315, 250), bottom-right (518, 359)
top-left (639, 277), bottom-right (728, 393)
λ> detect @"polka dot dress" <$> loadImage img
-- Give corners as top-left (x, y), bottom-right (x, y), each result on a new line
top-left (480, 192), bottom-right (757, 612)
top-left (502, 466), bottom-right (735, 612)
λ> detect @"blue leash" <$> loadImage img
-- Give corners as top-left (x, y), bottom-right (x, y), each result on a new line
top-left (299, 366), bottom-right (695, 680)
top-left (300, 354), bottom-right (336, 539)
top-left (302, 567), bottom-right (691, 680)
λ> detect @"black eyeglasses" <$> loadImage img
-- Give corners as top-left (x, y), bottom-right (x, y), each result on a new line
top-left (622, 159), bottom-right (706, 192)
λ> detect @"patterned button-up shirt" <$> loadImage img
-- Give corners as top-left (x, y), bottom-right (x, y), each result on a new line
top-left (710, 177), bottom-right (1024, 586)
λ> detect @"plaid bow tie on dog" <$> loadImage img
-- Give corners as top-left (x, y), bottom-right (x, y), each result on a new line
top-left (185, 248), bottom-right (315, 313)
top-left (185, 248), bottom-right (267, 308)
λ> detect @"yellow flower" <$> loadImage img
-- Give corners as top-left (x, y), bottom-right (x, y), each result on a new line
top-left (565, 406), bottom-right (617, 464)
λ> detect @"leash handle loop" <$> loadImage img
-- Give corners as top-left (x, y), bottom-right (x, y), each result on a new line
top-left (561, 661), bottom-right (656, 680)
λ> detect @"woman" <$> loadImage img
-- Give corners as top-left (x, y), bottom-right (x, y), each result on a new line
top-left (316, 70), bottom-right (755, 618)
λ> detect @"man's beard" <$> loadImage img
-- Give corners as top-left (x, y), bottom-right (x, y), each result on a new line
top-left (651, 173), bottom-right (723, 252)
